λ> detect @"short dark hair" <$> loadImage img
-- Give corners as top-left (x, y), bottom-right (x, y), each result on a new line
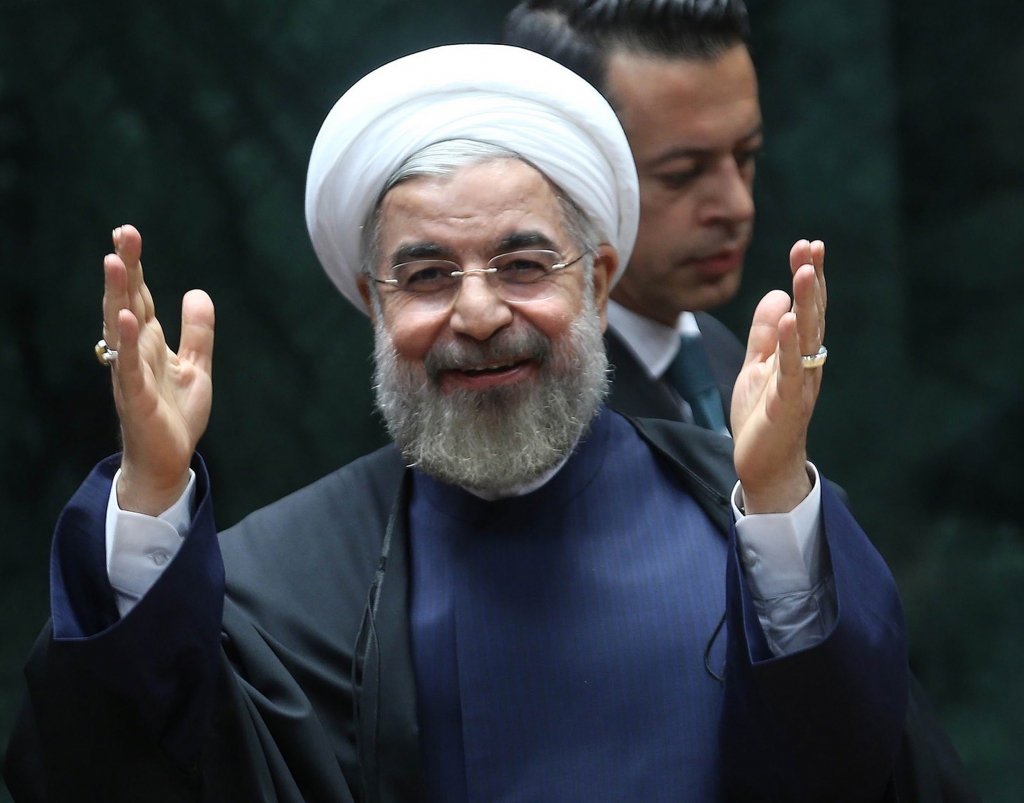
top-left (501, 0), bottom-right (751, 93)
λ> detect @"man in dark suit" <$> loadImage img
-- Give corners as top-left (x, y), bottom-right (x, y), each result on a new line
top-left (501, 3), bottom-right (981, 799)
top-left (502, 0), bottom-right (757, 428)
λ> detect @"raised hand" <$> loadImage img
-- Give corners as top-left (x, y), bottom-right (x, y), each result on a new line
top-left (730, 239), bottom-right (826, 514)
top-left (102, 225), bottom-right (215, 515)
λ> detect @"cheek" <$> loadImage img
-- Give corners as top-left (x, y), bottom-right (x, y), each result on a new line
top-left (383, 312), bottom-right (442, 363)
top-left (520, 296), bottom-right (580, 341)
top-left (639, 189), bottom-right (697, 235)
top-left (632, 206), bottom-right (693, 270)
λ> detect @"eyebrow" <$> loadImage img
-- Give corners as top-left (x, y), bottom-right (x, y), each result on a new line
top-left (495, 230), bottom-right (559, 252)
top-left (389, 230), bottom-right (559, 265)
top-left (391, 242), bottom-right (455, 264)
top-left (647, 123), bottom-right (765, 169)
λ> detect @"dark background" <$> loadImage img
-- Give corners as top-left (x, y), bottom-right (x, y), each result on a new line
top-left (1, 0), bottom-right (1021, 799)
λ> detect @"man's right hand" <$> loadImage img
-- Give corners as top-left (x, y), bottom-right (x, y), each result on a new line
top-left (103, 225), bottom-right (215, 516)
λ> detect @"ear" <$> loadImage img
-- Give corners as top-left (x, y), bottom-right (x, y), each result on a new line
top-left (590, 244), bottom-right (618, 333)
top-left (357, 275), bottom-right (377, 325)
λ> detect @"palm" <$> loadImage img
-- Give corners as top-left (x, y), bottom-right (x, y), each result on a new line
top-left (729, 240), bottom-right (826, 513)
top-left (116, 316), bottom-right (211, 469)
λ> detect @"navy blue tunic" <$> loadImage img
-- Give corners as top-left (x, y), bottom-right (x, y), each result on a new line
top-left (409, 408), bottom-right (730, 803)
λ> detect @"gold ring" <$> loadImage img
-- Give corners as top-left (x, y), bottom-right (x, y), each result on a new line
top-left (801, 345), bottom-right (827, 369)
top-left (95, 339), bottom-right (118, 366)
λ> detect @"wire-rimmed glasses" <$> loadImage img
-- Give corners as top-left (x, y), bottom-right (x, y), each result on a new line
top-left (373, 249), bottom-right (588, 313)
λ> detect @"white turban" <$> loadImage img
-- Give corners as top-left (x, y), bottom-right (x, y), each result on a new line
top-left (304, 44), bottom-right (640, 312)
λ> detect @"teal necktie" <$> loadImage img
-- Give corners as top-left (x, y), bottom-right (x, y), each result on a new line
top-left (664, 334), bottom-right (728, 433)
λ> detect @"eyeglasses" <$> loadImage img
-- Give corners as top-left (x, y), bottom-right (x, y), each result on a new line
top-left (373, 249), bottom-right (588, 312)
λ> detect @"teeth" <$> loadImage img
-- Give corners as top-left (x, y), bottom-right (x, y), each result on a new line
top-left (464, 363), bottom-right (516, 374)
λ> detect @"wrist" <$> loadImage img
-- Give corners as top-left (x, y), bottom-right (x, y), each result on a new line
top-left (739, 462), bottom-right (813, 515)
top-left (116, 459), bottom-right (191, 516)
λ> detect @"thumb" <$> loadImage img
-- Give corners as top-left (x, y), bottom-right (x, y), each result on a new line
top-left (178, 289), bottom-right (215, 375)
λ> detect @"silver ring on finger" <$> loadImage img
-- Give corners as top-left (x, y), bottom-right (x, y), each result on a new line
top-left (801, 345), bottom-right (827, 369)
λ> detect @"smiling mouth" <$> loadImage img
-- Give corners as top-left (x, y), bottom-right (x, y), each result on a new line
top-left (459, 360), bottom-right (528, 376)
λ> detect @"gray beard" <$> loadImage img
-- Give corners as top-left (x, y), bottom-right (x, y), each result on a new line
top-left (373, 301), bottom-right (609, 496)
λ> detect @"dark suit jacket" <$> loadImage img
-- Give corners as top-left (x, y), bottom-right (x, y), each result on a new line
top-left (605, 311), bottom-right (746, 426)
top-left (3, 415), bottom-right (975, 803)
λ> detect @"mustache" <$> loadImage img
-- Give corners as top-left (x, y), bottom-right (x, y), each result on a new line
top-left (423, 326), bottom-right (552, 381)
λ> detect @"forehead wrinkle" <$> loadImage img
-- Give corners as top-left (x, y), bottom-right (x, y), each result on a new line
top-left (378, 162), bottom-right (570, 261)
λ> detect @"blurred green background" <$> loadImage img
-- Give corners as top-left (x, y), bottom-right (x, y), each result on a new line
top-left (1, 0), bottom-right (1021, 799)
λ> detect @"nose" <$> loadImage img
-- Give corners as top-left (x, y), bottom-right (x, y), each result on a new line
top-left (697, 157), bottom-right (755, 228)
top-left (448, 272), bottom-right (514, 340)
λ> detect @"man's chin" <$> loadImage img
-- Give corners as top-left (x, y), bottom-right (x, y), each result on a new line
top-left (395, 391), bottom-right (578, 495)
top-left (682, 268), bottom-right (744, 312)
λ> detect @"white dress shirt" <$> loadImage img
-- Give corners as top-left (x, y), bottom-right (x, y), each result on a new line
top-left (607, 301), bottom-right (702, 382)
top-left (607, 302), bottom-right (729, 432)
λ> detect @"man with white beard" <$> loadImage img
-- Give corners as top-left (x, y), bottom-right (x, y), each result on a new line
top-left (368, 141), bottom-right (612, 496)
top-left (5, 45), bottom-right (910, 803)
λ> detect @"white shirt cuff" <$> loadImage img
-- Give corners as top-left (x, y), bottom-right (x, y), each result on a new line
top-left (105, 468), bottom-right (196, 617)
top-left (730, 463), bottom-right (825, 600)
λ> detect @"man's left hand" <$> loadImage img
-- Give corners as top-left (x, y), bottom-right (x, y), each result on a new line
top-left (730, 239), bottom-right (827, 514)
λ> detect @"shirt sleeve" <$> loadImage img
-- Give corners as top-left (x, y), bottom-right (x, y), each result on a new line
top-left (730, 463), bottom-right (838, 655)
top-left (104, 468), bottom-right (196, 618)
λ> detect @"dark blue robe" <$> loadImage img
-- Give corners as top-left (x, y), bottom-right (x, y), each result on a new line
top-left (410, 409), bottom-right (729, 801)
top-left (4, 411), bottom-right (913, 803)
